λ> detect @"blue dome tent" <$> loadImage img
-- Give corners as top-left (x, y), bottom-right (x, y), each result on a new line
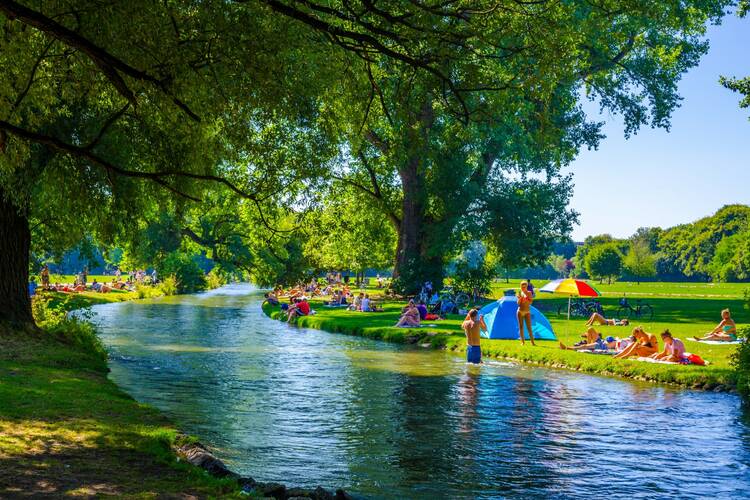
top-left (478, 296), bottom-right (556, 340)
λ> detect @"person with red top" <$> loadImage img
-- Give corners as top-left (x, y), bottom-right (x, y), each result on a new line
top-left (287, 297), bottom-right (311, 323)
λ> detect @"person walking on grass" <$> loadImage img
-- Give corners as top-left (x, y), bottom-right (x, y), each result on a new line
top-left (517, 281), bottom-right (536, 346)
top-left (462, 308), bottom-right (488, 364)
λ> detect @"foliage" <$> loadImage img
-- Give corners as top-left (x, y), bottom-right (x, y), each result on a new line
top-left (31, 294), bottom-right (107, 366)
top-left (135, 284), bottom-right (164, 300)
top-left (720, 2), bottom-right (749, 119)
top-left (585, 243), bottom-right (623, 283)
top-left (731, 327), bottom-right (750, 399)
top-left (623, 239), bottom-right (658, 283)
top-left (303, 183), bottom-right (396, 273)
top-left (449, 242), bottom-right (494, 300)
top-left (205, 269), bottom-right (226, 290)
top-left (158, 275), bottom-right (179, 296)
top-left (659, 205), bottom-right (750, 278)
top-left (549, 254), bottom-right (576, 278)
top-left (159, 252), bottom-right (206, 293)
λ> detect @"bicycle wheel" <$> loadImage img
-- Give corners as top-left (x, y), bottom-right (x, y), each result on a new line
top-left (639, 305), bottom-right (654, 321)
top-left (454, 293), bottom-right (470, 309)
top-left (617, 306), bottom-right (630, 320)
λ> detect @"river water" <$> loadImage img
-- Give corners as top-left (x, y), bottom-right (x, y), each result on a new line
top-left (93, 284), bottom-right (750, 499)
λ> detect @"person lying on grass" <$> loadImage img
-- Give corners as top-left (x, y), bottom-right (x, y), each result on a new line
top-left (586, 312), bottom-right (629, 327)
top-left (395, 301), bottom-right (421, 327)
top-left (650, 330), bottom-right (685, 363)
top-left (694, 309), bottom-right (737, 342)
top-left (614, 327), bottom-right (658, 359)
top-left (559, 328), bottom-right (615, 351)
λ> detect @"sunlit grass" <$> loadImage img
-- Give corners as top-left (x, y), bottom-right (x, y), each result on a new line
top-left (267, 281), bottom-right (747, 390)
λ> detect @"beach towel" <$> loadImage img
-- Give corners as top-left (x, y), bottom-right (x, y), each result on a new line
top-left (581, 349), bottom-right (618, 355)
top-left (687, 338), bottom-right (742, 345)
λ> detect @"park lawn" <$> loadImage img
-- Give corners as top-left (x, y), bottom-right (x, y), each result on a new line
top-left (41, 289), bottom-right (140, 310)
top-left (0, 326), bottom-right (247, 498)
top-left (265, 289), bottom-right (745, 391)
top-left (491, 279), bottom-right (750, 299)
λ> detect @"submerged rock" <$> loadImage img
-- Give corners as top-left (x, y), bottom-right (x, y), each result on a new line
top-left (176, 441), bottom-right (236, 478)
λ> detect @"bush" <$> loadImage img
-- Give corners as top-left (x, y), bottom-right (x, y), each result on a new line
top-left (205, 269), bottom-right (225, 290)
top-left (135, 283), bottom-right (164, 299)
top-left (31, 294), bottom-right (107, 369)
top-left (158, 275), bottom-right (179, 296)
top-left (731, 327), bottom-right (750, 399)
top-left (160, 251), bottom-right (206, 293)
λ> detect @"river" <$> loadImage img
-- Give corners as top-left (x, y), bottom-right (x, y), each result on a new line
top-left (93, 284), bottom-right (750, 499)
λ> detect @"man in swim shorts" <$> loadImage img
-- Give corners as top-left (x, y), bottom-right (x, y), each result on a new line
top-left (462, 309), bottom-right (488, 364)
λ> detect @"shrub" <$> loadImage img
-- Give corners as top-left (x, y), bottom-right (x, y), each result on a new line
top-left (160, 251), bottom-right (206, 293)
top-left (31, 294), bottom-right (107, 370)
top-left (731, 327), bottom-right (750, 399)
top-left (135, 283), bottom-right (164, 299)
top-left (205, 269), bottom-right (225, 290)
top-left (158, 275), bottom-right (179, 296)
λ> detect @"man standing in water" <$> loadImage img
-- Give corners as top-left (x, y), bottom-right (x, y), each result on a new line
top-left (462, 309), bottom-right (488, 364)
top-left (517, 281), bottom-right (536, 346)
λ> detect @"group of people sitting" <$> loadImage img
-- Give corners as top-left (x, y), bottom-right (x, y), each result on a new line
top-left (560, 326), bottom-right (692, 363)
top-left (556, 308), bottom-right (741, 365)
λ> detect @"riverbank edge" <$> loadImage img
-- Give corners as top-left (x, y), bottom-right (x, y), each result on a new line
top-left (262, 303), bottom-right (738, 393)
top-left (2, 290), bottom-right (354, 499)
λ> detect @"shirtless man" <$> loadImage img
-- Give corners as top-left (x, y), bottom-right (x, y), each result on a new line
top-left (462, 309), bottom-right (488, 364)
top-left (517, 281), bottom-right (536, 345)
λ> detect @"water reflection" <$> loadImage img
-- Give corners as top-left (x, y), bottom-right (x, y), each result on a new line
top-left (95, 284), bottom-right (750, 498)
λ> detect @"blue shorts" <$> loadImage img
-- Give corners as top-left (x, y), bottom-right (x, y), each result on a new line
top-left (466, 345), bottom-right (482, 364)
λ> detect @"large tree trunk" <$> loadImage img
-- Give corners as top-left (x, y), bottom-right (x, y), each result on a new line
top-left (391, 99), bottom-right (443, 294)
top-left (0, 187), bottom-right (34, 326)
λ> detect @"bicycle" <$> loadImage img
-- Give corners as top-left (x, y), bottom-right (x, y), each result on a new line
top-left (617, 296), bottom-right (654, 321)
top-left (434, 287), bottom-right (470, 315)
top-left (558, 298), bottom-right (603, 318)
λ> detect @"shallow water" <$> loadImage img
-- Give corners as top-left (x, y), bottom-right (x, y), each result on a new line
top-left (94, 284), bottom-right (750, 499)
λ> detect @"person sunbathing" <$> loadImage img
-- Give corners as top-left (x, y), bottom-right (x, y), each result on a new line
top-left (695, 309), bottom-right (737, 342)
top-left (559, 328), bottom-right (613, 351)
top-left (614, 327), bottom-right (658, 359)
top-left (650, 330), bottom-right (685, 363)
top-left (395, 302), bottom-right (421, 327)
top-left (586, 312), bottom-right (629, 327)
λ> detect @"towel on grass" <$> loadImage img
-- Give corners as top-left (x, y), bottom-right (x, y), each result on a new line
top-left (687, 338), bottom-right (742, 345)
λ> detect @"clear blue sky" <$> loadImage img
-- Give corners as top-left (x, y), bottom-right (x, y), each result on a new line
top-left (567, 14), bottom-right (750, 241)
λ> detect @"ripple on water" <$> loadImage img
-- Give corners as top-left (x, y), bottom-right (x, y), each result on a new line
top-left (95, 284), bottom-right (750, 499)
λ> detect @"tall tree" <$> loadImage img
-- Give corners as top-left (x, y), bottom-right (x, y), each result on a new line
top-left (328, 0), bottom-right (728, 293)
top-left (585, 243), bottom-right (623, 284)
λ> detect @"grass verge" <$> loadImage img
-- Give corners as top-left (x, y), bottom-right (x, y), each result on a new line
top-left (264, 292), bottom-right (743, 391)
top-left (1, 303), bottom-right (246, 497)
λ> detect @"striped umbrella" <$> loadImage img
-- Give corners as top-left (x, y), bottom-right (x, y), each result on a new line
top-left (539, 278), bottom-right (602, 319)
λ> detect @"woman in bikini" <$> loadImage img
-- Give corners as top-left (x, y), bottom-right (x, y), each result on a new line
top-left (695, 309), bottom-right (737, 342)
top-left (613, 326), bottom-right (658, 359)
top-left (517, 281), bottom-right (536, 346)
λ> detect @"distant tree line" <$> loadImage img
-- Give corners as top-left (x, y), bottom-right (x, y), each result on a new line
top-left (537, 205), bottom-right (750, 284)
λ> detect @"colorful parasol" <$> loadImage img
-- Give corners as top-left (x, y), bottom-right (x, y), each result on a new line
top-left (539, 278), bottom-right (602, 319)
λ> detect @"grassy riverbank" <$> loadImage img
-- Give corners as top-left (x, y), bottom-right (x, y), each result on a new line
top-left (264, 283), bottom-right (747, 391)
top-left (1, 292), bottom-right (247, 496)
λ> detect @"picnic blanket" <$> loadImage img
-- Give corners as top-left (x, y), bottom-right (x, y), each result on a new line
top-left (687, 338), bottom-right (742, 345)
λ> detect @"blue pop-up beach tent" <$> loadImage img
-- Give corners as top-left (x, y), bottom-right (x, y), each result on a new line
top-left (478, 296), bottom-right (556, 340)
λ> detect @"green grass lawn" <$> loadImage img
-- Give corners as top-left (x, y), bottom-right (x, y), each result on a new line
top-left (266, 281), bottom-right (748, 390)
top-left (0, 323), bottom-right (247, 498)
top-left (491, 279), bottom-right (750, 298)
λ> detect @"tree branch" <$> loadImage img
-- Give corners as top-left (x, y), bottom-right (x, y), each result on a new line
top-left (0, 0), bottom-right (200, 121)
